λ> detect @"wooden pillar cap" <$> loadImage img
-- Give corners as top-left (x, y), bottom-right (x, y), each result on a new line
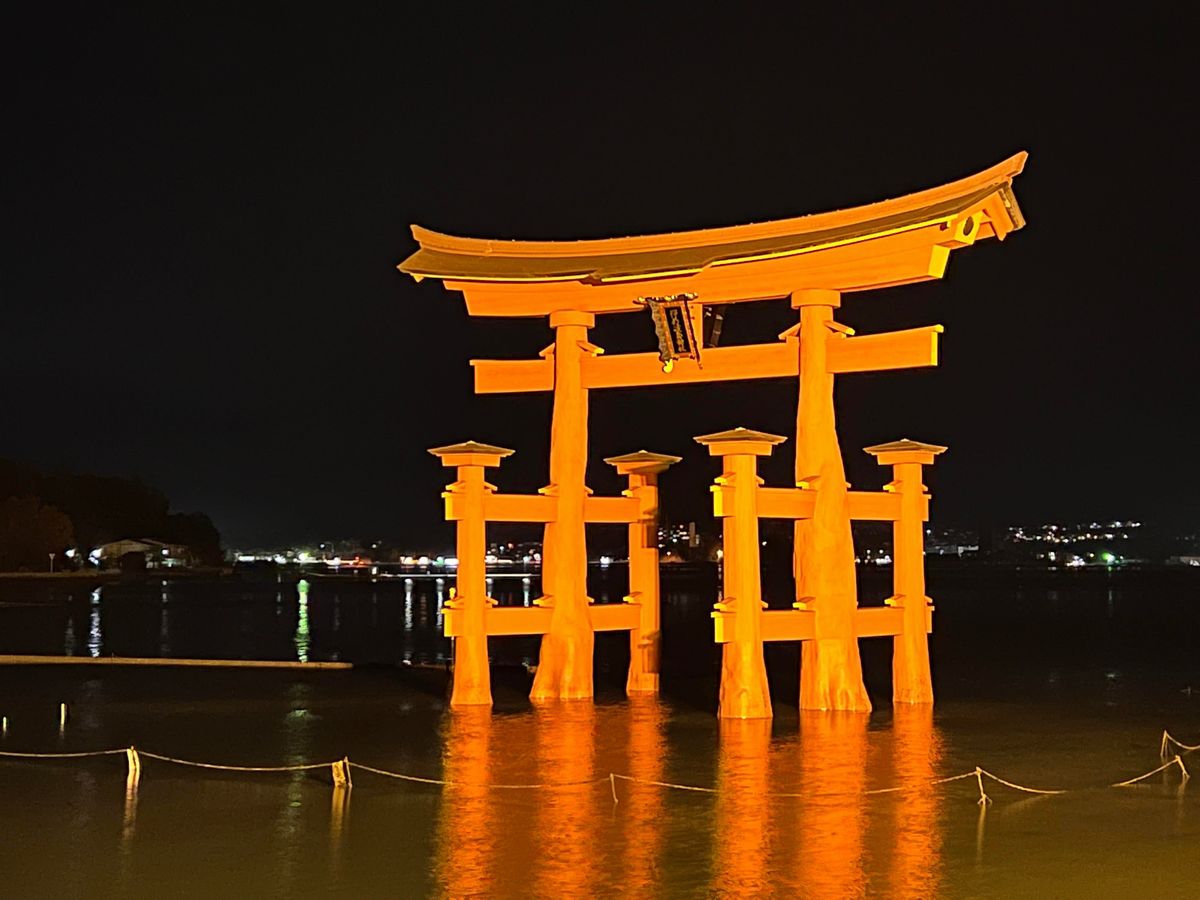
top-left (428, 440), bottom-right (515, 468)
top-left (694, 427), bottom-right (787, 457)
top-left (548, 310), bottom-right (596, 328)
top-left (863, 438), bottom-right (947, 466)
top-left (789, 288), bottom-right (841, 308)
top-left (603, 450), bottom-right (682, 476)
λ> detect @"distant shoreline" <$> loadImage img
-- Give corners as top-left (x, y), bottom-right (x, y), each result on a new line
top-left (1, 560), bottom-right (1195, 582)
top-left (0, 567), bottom-right (231, 581)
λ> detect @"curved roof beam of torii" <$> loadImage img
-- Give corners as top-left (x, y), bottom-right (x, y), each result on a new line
top-left (399, 152), bottom-right (1027, 316)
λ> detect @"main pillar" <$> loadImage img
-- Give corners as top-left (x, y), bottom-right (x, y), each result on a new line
top-left (604, 451), bottom-right (681, 694)
top-left (865, 439), bottom-right (945, 704)
top-left (791, 289), bottom-right (872, 712)
top-left (532, 310), bottom-right (596, 700)
top-left (697, 427), bottom-right (783, 719)
top-left (429, 441), bottom-right (513, 707)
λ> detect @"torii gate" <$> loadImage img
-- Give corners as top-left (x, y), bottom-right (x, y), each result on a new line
top-left (401, 152), bottom-right (1027, 711)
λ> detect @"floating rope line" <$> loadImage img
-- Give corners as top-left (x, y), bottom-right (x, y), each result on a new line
top-left (610, 768), bottom-right (1033, 803)
top-left (1161, 730), bottom-right (1200, 759)
top-left (1112, 755), bottom-right (1189, 787)
top-left (0, 736), bottom-right (1194, 802)
top-left (977, 767), bottom-right (1066, 796)
top-left (611, 773), bottom-right (721, 795)
top-left (864, 771), bottom-right (979, 796)
top-left (0, 748), bottom-right (126, 759)
top-left (136, 750), bottom-right (332, 773)
top-left (350, 761), bottom-right (607, 790)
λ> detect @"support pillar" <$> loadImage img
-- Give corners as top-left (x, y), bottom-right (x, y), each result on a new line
top-left (791, 289), bottom-right (872, 712)
top-left (696, 427), bottom-right (784, 719)
top-left (865, 439), bottom-right (946, 704)
top-left (532, 310), bottom-right (597, 700)
top-left (428, 441), bottom-right (514, 707)
top-left (604, 450), bottom-right (681, 694)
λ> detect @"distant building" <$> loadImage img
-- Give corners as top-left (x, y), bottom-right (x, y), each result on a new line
top-left (926, 527), bottom-right (980, 557)
top-left (93, 538), bottom-right (192, 570)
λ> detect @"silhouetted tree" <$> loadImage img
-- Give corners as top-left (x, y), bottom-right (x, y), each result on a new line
top-left (1, 458), bottom-right (221, 566)
top-left (40, 472), bottom-right (169, 550)
top-left (163, 512), bottom-right (222, 566)
top-left (0, 495), bottom-right (75, 571)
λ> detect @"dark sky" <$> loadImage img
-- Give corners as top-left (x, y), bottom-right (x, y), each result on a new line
top-left (4, 6), bottom-right (1197, 547)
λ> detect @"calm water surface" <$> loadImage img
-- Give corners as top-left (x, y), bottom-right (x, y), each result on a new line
top-left (1, 566), bottom-right (1197, 898)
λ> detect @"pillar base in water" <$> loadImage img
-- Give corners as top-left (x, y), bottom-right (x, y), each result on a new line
top-left (625, 627), bottom-right (661, 695)
top-left (717, 643), bottom-right (773, 719)
top-left (449, 634), bottom-right (493, 707)
top-left (799, 640), bottom-right (873, 712)
top-left (530, 629), bottom-right (594, 701)
top-left (892, 605), bottom-right (934, 705)
top-left (626, 672), bottom-right (660, 694)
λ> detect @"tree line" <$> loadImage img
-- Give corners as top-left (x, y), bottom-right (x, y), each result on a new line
top-left (0, 459), bottom-right (221, 571)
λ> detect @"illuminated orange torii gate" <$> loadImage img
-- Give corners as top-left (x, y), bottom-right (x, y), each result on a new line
top-left (401, 152), bottom-right (1027, 710)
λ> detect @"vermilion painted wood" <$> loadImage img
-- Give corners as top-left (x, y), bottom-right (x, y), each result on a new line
top-left (411, 154), bottom-right (1026, 709)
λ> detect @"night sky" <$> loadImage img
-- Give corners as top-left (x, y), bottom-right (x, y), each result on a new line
top-left (5, 7), bottom-right (1196, 547)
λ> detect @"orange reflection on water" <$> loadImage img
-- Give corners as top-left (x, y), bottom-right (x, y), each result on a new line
top-left (791, 711), bottom-right (870, 898)
top-left (618, 696), bottom-right (667, 896)
top-left (887, 704), bottom-right (943, 899)
top-left (434, 707), bottom-right (495, 898)
top-left (436, 701), bottom-right (942, 896)
top-left (713, 717), bottom-right (773, 896)
top-left (532, 701), bottom-right (600, 897)
top-left (432, 703), bottom-right (604, 897)
top-left (434, 700), bottom-right (670, 897)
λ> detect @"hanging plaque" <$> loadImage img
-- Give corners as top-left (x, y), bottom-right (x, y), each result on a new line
top-left (638, 293), bottom-right (700, 373)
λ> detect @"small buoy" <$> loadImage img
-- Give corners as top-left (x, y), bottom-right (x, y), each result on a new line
top-left (60, 703), bottom-right (68, 728)
top-left (1, 715), bottom-right (7, 736)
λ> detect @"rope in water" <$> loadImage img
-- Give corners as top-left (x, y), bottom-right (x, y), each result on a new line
top-left (349, 762), bottom-right (606, 790)
top-left (1161, 730), bottom-right (1200, 756)
top-left (136, 751), bottom-right (332, 773)
top-left (2, 736), bottom-right (1194, 800)
top-left (977, 767), bottom-right (1066, 795)
top-left (1112, 755), bottom-right (1190, 787)
top-left (0, 748), bottom-right (126, 759)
